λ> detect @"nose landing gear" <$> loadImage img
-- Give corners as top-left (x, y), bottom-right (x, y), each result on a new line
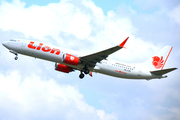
top-left (14, 56), bottom-right (18, 60)
top-left (9, 50), bottom-right (18, 60)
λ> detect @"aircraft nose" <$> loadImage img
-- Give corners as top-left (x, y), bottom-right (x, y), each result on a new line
top-left (2, 41), bottom-right (9, 48)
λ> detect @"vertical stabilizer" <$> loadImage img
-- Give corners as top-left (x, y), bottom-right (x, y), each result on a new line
top-left (141, 46), bottom-right (173, 71)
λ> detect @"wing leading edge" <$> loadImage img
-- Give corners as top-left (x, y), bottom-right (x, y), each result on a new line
top-left (80, 37), bottom-right (129, 67)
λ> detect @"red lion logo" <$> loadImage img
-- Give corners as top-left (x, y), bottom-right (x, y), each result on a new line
top-left (152, 56), bottom-right (164, 69)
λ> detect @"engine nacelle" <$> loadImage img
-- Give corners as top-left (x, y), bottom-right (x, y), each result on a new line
top-left (62, 53), bottom-right (80, 66)
top-left (55, 63), bottom-right (72, 73)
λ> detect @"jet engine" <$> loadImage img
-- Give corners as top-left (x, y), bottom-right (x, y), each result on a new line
top-left (62, 53), bottom-right (80, 66)
top-left (55, 63), bottom-right (72, 73)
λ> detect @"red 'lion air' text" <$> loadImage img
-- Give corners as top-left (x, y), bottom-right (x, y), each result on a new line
top-left (28, 41), bottom-right (60, 55)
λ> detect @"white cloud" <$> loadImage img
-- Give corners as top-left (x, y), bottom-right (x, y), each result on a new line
top-left (97, 110), bottom-right (117, 120)
top-left (168, 5), bottom-right (180, 25)
top-left (170, 108), bottom-right (180, 120)
top-left (0, 71), bottom-right (117, 120)
top-left (0, 0), bottom-right (160, 62)
top-left (0, 0), bottom-right (179, 120)
top-left (0, 0), bottom-right (92, 40)
top-left (154, 106), bottom-right (180, 120)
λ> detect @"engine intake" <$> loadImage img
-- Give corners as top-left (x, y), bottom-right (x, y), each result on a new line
top-left (62, 53), bottom-right (80, 66)
top-left (55, 63), bottom-right (72, 73)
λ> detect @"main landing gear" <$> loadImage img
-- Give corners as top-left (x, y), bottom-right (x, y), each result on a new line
top-left (79, 72), bottom-right (85, 79)
top-left (84, 69), bottom-right (90, 74)
top-left (79, 68), bottom-right (90, 79)
top-left (9, 50), bottom-right (18, 60)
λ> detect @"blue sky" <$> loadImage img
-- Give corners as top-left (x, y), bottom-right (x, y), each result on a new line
top-left (0, 0), bottom-right (180, 120)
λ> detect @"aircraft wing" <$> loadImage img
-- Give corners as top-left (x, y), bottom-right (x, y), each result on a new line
top-left (80, 37), bottom-right (129, 67)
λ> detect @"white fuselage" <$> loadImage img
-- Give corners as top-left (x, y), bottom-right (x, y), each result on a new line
top-left (2, 39), bottom-right (165, 80)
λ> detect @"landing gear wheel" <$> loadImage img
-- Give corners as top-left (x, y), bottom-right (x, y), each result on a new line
top-left (84, 69), bottom-right (90, 74)
top-left (14, 56), bottom-right (18, 60)
top-left (79, 73), bottom-right (85, 79)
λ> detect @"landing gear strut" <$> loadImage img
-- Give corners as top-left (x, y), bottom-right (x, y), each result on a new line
top-left (83, 65), bottom-right (90, 74)
top-left (9, 50), bottom-right (18, 60)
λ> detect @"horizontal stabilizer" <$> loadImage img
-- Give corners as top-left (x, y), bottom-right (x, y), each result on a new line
top-left (150, 68), bottom-right (177, 75)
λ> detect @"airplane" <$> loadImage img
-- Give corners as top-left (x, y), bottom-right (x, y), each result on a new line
top-left (2, 37), bottom-right (177, 80)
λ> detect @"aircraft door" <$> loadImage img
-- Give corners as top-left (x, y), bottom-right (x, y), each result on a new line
top-left (22, 40), bottom-right (26, 47)
top-left (107, 61), bottom-right (112, 68)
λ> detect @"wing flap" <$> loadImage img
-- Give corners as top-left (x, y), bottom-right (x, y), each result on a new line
top-left (150, 68), bottom-right (177, 75)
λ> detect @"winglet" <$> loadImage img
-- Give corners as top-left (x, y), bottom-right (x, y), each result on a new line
top-left (119, 37), bottom-right (129, 48)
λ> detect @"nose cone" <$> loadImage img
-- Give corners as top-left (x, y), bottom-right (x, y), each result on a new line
top-left (2, 41), bottom-right (9, 48)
